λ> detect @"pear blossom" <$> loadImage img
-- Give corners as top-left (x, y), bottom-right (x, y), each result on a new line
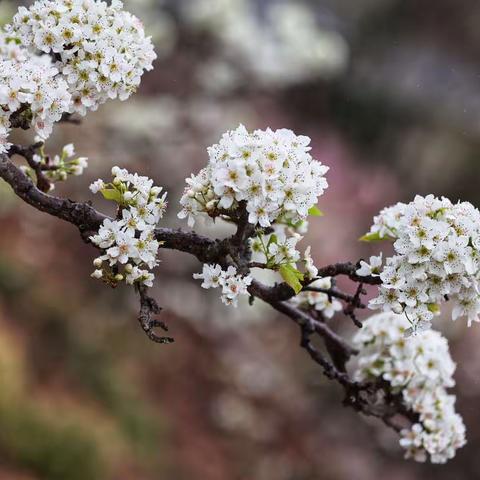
top-left (91, 269), bottom-right (103, 279)
top-left (9, 0), bottom-right (157, 115)
top-left (89, 179), bottom-right (105, 194)
top-left (303, 246), bottom-right (318, 279)
top-left (356, 254), bottom-right (383, 277)
top-left (178, 125), bottom-right (328, 229)
top-left (125, 267), bottom-right (154, 288)
top-left (194, 263), bottom-right (252, 307)
top-left (31, 143), bottom-right (88, 183)
top-left (365, 195), bottom-right (480, 329)
top-left (89, 167), bottom-right (167, 288)
top-left (292, 277), bottom-right (342, 319)
top-left (350, 312), bottom-right (466, 463)
top-left (0, 31), bottom-right (71, 150)
top-left (193, 264), bottom-right (223, 289)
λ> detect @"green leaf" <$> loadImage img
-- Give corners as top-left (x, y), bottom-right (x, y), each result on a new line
top-left (427, 303), bottom-right (440, 314)
top-left (267, 234), bottom-right (278, 247)
top-left (100, 188), bottom-right (123, 204)
top-left (279, 264), bottom-right (304, 294)
top-left (308, 205), bottom-right (324, 217)
top-left (359, 231), bottom-right (395, 242)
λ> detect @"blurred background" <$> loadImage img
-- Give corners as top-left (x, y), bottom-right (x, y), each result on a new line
top-left (1, 0), bottom-right (480, 478)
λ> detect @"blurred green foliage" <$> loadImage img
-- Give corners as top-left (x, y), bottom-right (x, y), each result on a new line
top-left (0, 402), bottom-right (104, 480)
top-left (0, 254), bottom-right (169, 478)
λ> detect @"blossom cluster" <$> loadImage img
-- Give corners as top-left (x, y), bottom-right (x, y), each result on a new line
top-left (351, 312), bottom-right (466, 463)
top-left (89, 166), bottom-right (167, 288)
top-left (291, 277), bottom-right (342, 319)
top-left (0, 0), bottom-right (155, 152)
top-left (9, 0), bottom-right (156, 116)
top-left (361, 194), bottom-right (480, 330)
top-left (193, 264), bottom-right (252, 307)
top-left (178, 124), bottom-right (329, 229)
top-left (0, 31), bottom-right (71, 152)
top-left (33, 142), bottom-right (87, 183)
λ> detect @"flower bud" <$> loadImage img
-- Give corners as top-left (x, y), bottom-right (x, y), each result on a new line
top-left (93, 258), bottom-right (103, 268)
top-left (205, 190), bottom-right (215, 200)
top-left (62, 143), bottom-right (75, 157)
top-left (114, 273), bottom-right (124, 282)
top-left (91, 269), bottom-right (103, 279)
top-left (392, 303), bottom-right (403, 314)
top-left (125, 264), bottom-right (133, 273)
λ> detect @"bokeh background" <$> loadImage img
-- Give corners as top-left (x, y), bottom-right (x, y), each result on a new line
top-left (1, 0), bottom-right (480, 478)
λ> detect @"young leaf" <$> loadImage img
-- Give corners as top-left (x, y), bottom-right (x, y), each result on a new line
top-left (359, 231), bottom-right (395, 242)
top-left (427, 303), bottom-right (440, 314)
top-left (101, 188), bottom-right (123, 204)
top-left (267, 234), bottom-right (278, 247)
top-left (308, 205), bottom-right (324, 217)
top-left (279, 264), bottom-right (304, 294)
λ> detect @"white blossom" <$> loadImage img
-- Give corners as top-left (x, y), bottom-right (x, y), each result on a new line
top-left (9, 0), bottom-right (156, 116)
top-left (303, 246), bottom-right (318, 279)
top-left (350, 312), bottom-right (466, 464)
top-left (91, 269), bottom-right (103, 279)
top-left (178, 125), bottom-right (328, 229)
top-left (0, 0), bottom-right (155, 149)
top-left (194, 263), bottom-right (252, 307)
top-left (89, 179), bottom-right (105, 194)
top-left (0, 31), bottom-right (71, 149)
top-left (356, 253), bottom-right (383, 277)
top-left (125, 266), bottom-right (154, 288)
top-left (365, 195), bottom-right (480, 328)
top-left (89, 167), bottom-right (167, 287)
top-left (30, 143), bottom-right (88, 183)
top-left (292, 277), bottom-right (342, 319)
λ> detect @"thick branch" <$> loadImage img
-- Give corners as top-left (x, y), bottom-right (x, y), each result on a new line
top-left (0, 153), bottom-right (105, 240)
top-left (0, 153), bottom-right (361, 356)
top-left (8, 143), bottom-right (52, 192)
top-left (0, 153), bottom-right (218, 253)
top-left (0, 149), bottom-right (415, 435)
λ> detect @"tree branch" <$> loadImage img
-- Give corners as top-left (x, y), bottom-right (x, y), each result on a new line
top-left (0, 148), bottom-right (416, 436)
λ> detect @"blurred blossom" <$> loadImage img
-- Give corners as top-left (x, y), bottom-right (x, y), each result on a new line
top-left (196, 60), bottom-right (243, 95)
top-left (0, 1), bottom-right (15, 26)
top-left (183, 0), bottom-right (349, 88)
top-left (106, 96), bottom-right (181, 142)
top-left (126, 0), bottom-right (177, 55)
top-left (212, 392), bottom-right (277, 441)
